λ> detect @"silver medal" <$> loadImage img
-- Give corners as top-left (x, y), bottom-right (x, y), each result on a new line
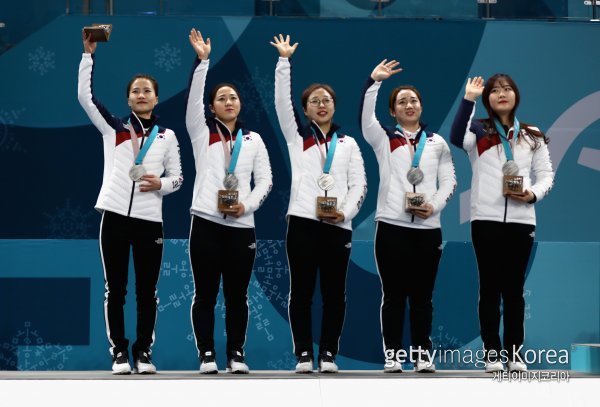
top-left (129, 164), bottom-right (146, 182)
top-left (407, 167), bottom-right (424, 185)
top-left (502, 160), bottom-right (519, 176)
top-left (223, 173), bottom-right (239, 190)
top-left (317, 174), bottom-right (335, 191)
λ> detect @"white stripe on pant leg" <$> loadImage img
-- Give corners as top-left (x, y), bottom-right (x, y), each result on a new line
top-left (374, 221), bottom-right (387, 358)
top-left (148, 226), bottom-right (164, 353)
top-left (188, 216), bottom-right (201, 359)
top-left (284, 219), bottom-right (298, 358)
top-left (98, 211), bottom-right (117, 356)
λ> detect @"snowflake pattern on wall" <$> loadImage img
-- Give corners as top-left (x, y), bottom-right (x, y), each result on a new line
top-left (0, 108), bottom-right (26, 153)
top-left (28, 47), bottom-right (55, 76)
top-left (0, 321), bottom-right (73, 371)
top-left (44, 199), bottom-right (94, 238)
top-left (234, 67), bottom-right (275, 123)
top-left (154, 43), bottom-right (181, 72)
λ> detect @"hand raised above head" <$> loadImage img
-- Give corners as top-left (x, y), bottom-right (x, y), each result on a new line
top-left (465, 76), bottom-right (485, 101)
top-left (189, 28), bottom-right (211, 60)
top-left (371, 59), bottom-right (403, 82)
top-left (270, 34), bottom-right (298, 58)
top-left (82, 31), bottom-right (97, 54)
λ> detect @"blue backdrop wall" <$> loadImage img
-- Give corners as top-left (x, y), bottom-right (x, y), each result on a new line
top-left (0, 15), bottom-right (599, 371)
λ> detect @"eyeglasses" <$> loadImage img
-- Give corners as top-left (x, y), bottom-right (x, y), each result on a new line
top-left (308, 98), bottom-right (333, 107)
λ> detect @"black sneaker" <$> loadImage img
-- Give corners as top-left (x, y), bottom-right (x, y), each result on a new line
top-left (318, 351), bottom-right (338, 373)
top-left (227, 351), bottom-right (249, 374)
top-left (112, 351), bottom-right (131, 375)
top-left (134, 350), bottom-right (157, 374)
top-left (199, 351), bottom-right (218, 374)
top-left (295, 351), bottom-right (313, 373)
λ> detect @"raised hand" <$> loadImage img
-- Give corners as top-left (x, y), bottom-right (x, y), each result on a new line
top-left (189, 28), bottom-right (211, 60)
top-left (269, 34), bottom-right (298, 58)
top-left (370, 59), bottom-right (403, 82)
top-left (82, 31), bottom-right (97, 54)
top-left (465, 76), bottom-right (485, 101)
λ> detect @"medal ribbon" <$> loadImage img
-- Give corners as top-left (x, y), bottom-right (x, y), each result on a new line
top-left (396, 124), bottom-right (427, 168)
top-left (126, 120), bottom-right (159, 165)
top-left (216, 124), bottom-right (243, 174)
top-left (493, 117), bottom-right (520, 162)
top-left (322, 132), bottom-right (338, 174)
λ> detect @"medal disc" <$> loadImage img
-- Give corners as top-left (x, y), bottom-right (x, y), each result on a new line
top-left (502, 160), bottom-right (519, 176)
top-left (129, 164), bottom-right (146, 182)
top-left (317, 174), bottom-right (335, 191)
top-left (223, 173), bottom-right (239, 190)
top-left (407, 167), bottom-right (424, 185)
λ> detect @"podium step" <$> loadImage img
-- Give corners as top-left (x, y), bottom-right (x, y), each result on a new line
top-left (571, 344), bottom-right (600, 374)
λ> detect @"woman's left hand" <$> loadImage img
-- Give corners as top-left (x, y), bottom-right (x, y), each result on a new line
top-left (139, 175), bottom-right (162, 192)
top-left (507, 189), bottom-right (535, 203)
top-left (228, 203), bottom-right (246, 218)
top-left (324, 211), bottom-right (345, 224)
top-left (411, 203), bottom-right (433, 219)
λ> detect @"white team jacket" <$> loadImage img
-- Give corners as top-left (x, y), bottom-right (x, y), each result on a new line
top-left (360, 79), bottom-right (456, 229)
top-left (185, 58), bottom-right (272, 228)
top-left (275, 57), bottom-right (367, 231)
top-left (78, 53), bottom-right (183, 222)
top-left (450, 98), bottom-right (554, 226)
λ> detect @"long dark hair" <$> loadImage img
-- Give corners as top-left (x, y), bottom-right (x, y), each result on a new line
top-left (481, 73), bottom-right (548, 149)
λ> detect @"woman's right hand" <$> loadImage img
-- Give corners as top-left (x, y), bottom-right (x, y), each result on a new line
top-left (465, 76), bottom-right (484, 101)
top-left (189, 28), bottom-right (211, 60)
top-left (270, 34), bottom-right (298, 58)
top-left (82, 31), bottom-right (97, 54)
top-left (370, 59), bottom-right (402, 82)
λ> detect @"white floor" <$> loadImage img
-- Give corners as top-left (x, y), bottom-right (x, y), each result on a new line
top-left (0, 371), bottom-right (598, 406)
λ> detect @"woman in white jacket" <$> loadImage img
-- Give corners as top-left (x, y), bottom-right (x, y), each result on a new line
top-left (78, 33), bottom-right (183, 375)
top-left (450, 74), bottom-right (554, 373)
top-left (185, 29), bottom-right (272, 374)
top-left (271, 34), bottom-right (367, 374)
top-left (360, 60), bottom-right (456, 373)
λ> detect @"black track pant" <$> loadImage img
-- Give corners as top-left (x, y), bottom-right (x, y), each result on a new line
top-left (375, 221), bottom-right (442, 356)
top-left (189, 215), bottom-right (256, 358)
top-left (99, 211), bottom-right (163, 357)
top-left (286, 216), bottom-right (352, 357)
top-left (471, 220), bottom-right (535, 357)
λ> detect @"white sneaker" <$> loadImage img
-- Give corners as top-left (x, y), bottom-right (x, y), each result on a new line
top-left (507, 361), bottom-right (528, 372)
top-left (318, 351), bottom-right (338, 373)
top-left (384, 361), bottom-right (403, 373)
top-left (485, 360), bottom-right (504, 373)
top-left (112, 352), bottom-right (132, 375)
top-left (199, 351), bottom-right (218, 374)
top-left (227, 351), bottom-right (249, 374)
top-left (295, 352), bottom-right (313, 374)
top-left (415, 360), bottom-right (436, 373)
top-left (134, 351), bottom-right (157, 374)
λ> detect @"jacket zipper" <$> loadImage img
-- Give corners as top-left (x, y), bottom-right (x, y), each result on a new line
top-left (503, 196), bottom-right (508, 223)
top-left (410, 140), bottom-right (416, 223)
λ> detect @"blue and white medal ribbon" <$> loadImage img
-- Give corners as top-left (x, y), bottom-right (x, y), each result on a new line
top-left (396, 124), bottom-right (427, 185)
top-left (493, 117), bottom-right (520, 176)
top-left (223, 129), bottom-right (243, 190)
top-left (126, 119), bottom-right (159, 182)
top-left (316, 131), bottom-right (338, 191)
